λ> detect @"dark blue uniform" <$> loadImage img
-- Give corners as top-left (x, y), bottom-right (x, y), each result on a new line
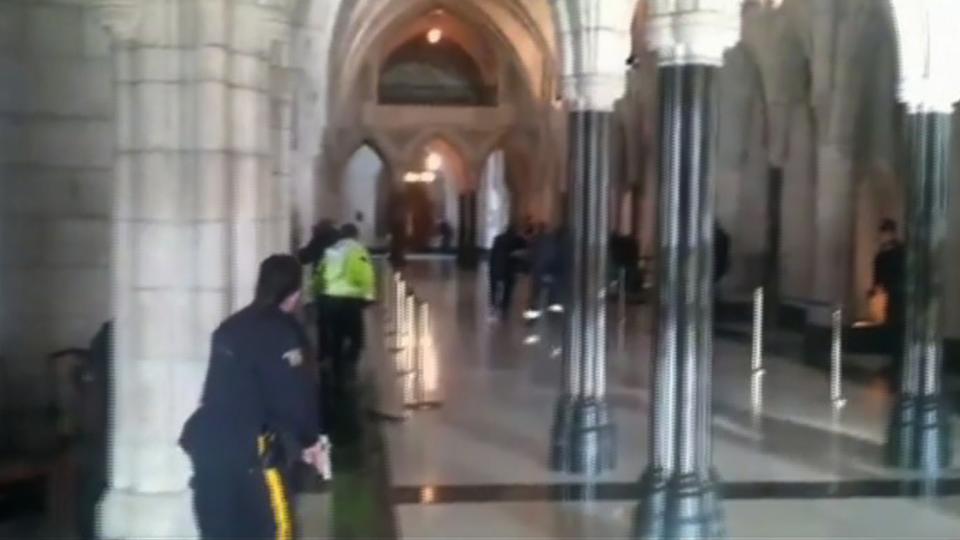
top-left (180, 304), bottom-right (320, 540)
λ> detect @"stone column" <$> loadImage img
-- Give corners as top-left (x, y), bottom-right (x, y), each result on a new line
top-left (94, 2), bottom-right (291, 537)
top-left (634, 2), bottom-right (741, 539)
top-left (885, 0), bottom-right (960, 472)
top-left (548, 0), bottom-right (631, 475)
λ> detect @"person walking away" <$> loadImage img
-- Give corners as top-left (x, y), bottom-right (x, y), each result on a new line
top-left (297, 220), bottom-right (339, 268)
top-left (438, 220), bottom-right (454, 253)
top-left (715, 223), bottom-right (731, 284)
top-left (525, 223), bottom-right (558, 321)
top-left (180, 255), bottom-right (330, 540)
top-left (388, 213), bottom-right (407, 268)
top-left (298, 221), bottom-right (340, 358)
top-left (315, 223), bottom-right (375, 443)
top-left (488, 224), bottom-right (526, 321)
top-left (298, 221), bottom-right (340, 430)
top-left (870, 219), bottom-right (905, 386)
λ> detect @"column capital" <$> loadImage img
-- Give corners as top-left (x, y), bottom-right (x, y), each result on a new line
top-left (645, 0), bottom-right (743, 66)
top-left (890, 0), bottom-right (960, 113)
top-left (554, 0), bottom-right (633, 111)
top-left (90, 0), bottom-right (143, 42)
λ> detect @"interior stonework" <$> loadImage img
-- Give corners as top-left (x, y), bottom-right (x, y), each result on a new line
top-left (1, 0), bottom-right (960, 538)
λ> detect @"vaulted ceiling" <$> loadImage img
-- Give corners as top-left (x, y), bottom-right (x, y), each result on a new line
top-left (325, 0), bottom-right (560, 115)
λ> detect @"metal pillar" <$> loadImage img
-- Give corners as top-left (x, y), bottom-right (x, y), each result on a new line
top-left (635, 65), bottom-right (723, 540)
top-left (549, 110), bottom-right (616, 475)
top-left (886, 112), bottom-right (953, 471)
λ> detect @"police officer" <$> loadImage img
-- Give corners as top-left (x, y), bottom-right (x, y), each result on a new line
top-left (180, 254), bottom-right (329, 540)
top-left (301, 221), bottom-right (340, 366)
top-left (314, 223), bottom-right (375, 443)
top-left (315, 223), bottom-right (375, 384)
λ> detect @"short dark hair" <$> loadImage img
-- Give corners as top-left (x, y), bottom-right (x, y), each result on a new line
top-left (254, 255), bottom-right (302, 307)
top-left (879, 219), bottom-right (898, 233)
top-left (340, 223), bottom-right (359, 239)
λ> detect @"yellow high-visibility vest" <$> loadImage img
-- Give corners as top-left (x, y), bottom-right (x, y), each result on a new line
top-left (313, 239), bottom-right (375, 301)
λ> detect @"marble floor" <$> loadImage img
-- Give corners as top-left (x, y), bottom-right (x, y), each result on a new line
top-left (365, 260), bottom-right (960, 539)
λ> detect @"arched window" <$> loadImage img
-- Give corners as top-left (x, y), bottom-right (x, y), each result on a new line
top-left (378, 36), bottom-right (497, 106)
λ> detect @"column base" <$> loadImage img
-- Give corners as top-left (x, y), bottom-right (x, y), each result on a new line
top-left (886, 394), bottom-right (918, 468)
top-left (99, 487), bottom-right (197, 539)
top-left (886, 394), bottom-right (952, 470)
top-left (633, 469), bottom-right (725, 540)
top-left (633, 466), bottom-right (669, 539)
top-left (549, 396), bottom-right (616, 474)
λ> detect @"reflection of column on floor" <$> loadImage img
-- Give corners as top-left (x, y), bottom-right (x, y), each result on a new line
top-left (634, 2), bottom-right (741, 539)
top-left (95, 3), bottom-right (286, 538)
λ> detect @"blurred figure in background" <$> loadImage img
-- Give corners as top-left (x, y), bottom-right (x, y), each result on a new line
top-left (525, 223), bottom-right (562, 321)
top-left (715, 223), bottom-right (731, 284)
top-left (438, 220), bottom-right (454, 253)
top-left (488, 224), bottom-right (527, 321)
top-left (871, 218), bottom-right (905, 386)
top-left (297, 220), bottom-right (339, 268)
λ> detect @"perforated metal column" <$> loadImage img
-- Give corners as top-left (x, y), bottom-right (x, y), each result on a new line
top-left (886, 112), bottom-right (953, 471)
top-left (549, 110), bottom-right (617, 475)
top-left (635, 64), bottom-right (723, 540)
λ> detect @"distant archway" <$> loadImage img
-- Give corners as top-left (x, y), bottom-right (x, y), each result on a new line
top-left (341, 144), bottom-right (390, 248)
top-left (400, 137), bottom-right (471, 251)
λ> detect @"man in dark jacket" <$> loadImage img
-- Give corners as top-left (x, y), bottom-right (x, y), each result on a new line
top-left (872, 219), bottom-right (905, 328)
top-left (297, 220), bottom-right (339, 267)
top-left (525, 224), bottom-right (562, 320)
top-left (297, 220), bottom-right (339, 369)
top-left (871, 219), bottom-right (905, 384)
top-left (180, 255), bottom-right (329, 540)
top-left (488, 224), bottom-right (527, 320)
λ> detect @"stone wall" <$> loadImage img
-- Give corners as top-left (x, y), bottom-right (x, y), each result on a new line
top-left (0, 1), bottom-right (113, 405)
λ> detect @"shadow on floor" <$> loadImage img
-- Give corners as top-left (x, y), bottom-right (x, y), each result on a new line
top-left (321, 383), bottom-right (399, 540)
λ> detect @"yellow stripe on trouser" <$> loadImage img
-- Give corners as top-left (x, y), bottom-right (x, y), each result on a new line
top-left (258, 436), bottom-right (293, 540)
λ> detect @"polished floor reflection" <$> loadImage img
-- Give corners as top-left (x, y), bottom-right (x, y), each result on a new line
top-left (371, 260), bottom-right (960, 539)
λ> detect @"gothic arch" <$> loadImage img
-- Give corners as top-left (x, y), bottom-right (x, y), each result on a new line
top-left (328, 0), bottom-right (559, 120)
top-left (402, 130), bottom-right (475, 174)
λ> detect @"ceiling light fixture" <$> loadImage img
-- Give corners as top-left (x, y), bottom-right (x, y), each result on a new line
top-left (425, 152), bottom-right (443, 171)
top-left (427, 28), bottom-right (443, 44)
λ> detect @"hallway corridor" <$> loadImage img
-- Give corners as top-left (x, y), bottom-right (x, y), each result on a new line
top-left (371, 261), bottom-right (960, 539)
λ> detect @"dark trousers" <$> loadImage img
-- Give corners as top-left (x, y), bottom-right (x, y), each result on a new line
top-left (76, 441), bottom-right (107, 540)
top-left (489, 275), bottom-right (516, 319)
top-left (326, 297), bottom-right (365, 385)
top-left (528, 274), bottom-right (559, 312)
top-left (192, 464), bottom-right (293, 540)
top-left (324, 296), bottom-right (366, 444)
top-left (884, 289), bottom-right (905, 384)
top-left (314, 296), bottom-right (332, 363)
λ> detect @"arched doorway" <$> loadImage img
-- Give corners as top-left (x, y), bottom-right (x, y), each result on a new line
top-left (402, 137), bottom-right (469, 251)
top-left (342, 144), bottom-right (391, 248)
